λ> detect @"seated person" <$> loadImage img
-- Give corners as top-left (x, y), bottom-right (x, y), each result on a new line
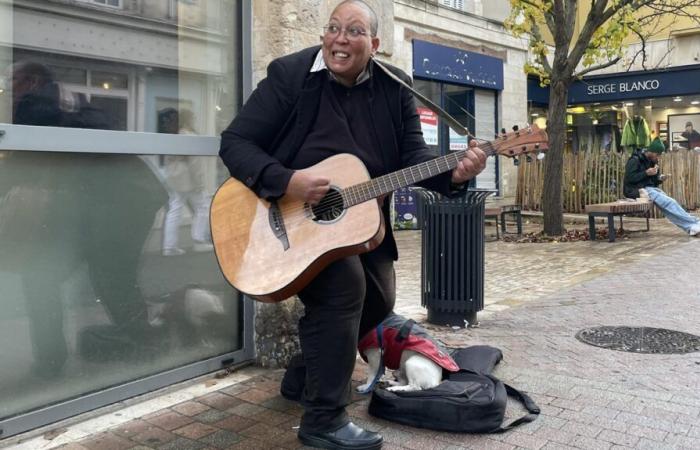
top-left (623, 137), bottom-right (700, 236)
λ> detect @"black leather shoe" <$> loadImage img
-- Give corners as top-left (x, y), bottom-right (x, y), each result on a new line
top-left (298, 422), bottom-right (382, 450)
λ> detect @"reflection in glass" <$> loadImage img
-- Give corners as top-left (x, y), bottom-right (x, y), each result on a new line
top-left (0, 0), bottom-right (240, 136)
top-left (0, 150), bottom-right (241, 420)
top-left (0, 0), bottom-right (243, 425)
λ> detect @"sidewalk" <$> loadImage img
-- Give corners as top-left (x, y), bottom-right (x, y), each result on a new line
top-left (5, 218), bottom-right (700, 450)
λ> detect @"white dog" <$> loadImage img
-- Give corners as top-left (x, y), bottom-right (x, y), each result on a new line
top-left (356, 313), bottom-right (459, 392)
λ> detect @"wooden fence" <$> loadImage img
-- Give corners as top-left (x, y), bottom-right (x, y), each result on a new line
top-left (516, 149), bottom-right (700, 214)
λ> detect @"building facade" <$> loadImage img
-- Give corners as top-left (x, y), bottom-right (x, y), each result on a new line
top-left (525, 21), bottom-right (700, 212)
top-left (0, 0), bottom-right (527, 439)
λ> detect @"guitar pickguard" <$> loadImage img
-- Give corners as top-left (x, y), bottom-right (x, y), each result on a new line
top-left (268, 200), bottom-right (290, 251)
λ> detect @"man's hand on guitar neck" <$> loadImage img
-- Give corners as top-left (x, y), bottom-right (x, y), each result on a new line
top-left (451, 141), bottom-right (487, 185)
top-left (286, 171), bottom-right (331, 205)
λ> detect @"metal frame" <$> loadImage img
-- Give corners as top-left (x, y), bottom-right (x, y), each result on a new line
top-left (0, 0), bottom-right (255, 439)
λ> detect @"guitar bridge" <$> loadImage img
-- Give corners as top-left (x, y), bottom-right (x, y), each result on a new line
top-left (268, 200), bottom-right (290, 251)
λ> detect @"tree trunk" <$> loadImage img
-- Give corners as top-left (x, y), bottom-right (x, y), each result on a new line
top-left (542, 79), bottom-right (570, 236)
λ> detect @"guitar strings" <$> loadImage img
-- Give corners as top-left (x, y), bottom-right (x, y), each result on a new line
top-left (273, 134), bottom-right (542, 224)
top-left (275, 140), bottom-right (499, 224)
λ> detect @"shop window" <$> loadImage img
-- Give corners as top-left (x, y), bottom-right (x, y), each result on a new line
top-left (414, 78), bottom-right (499, 191)
top-left (0, 0), bottom-right (247, 439)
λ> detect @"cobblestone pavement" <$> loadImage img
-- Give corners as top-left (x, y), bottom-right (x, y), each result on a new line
top-left (5, 217), bottom-right (700, 450)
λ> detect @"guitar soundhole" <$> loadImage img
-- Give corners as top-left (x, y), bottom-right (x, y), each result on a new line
top-left (311, 188), bottom-right (345, 223)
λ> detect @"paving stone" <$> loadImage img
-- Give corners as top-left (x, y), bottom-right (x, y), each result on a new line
top-left (501, 431), bottom-right (548, 450)
top-left (559, 421), bottom-right (602, 438)
top-left (128, 426), bottom-right (177, 447)
top-left (170, 401), bottom-right (211, 417)
top-left (597, 429), bottom-right (639, 447)
top-left (213, 414), bottom-right (258, 433)
top-left (197, 392), bottom-right (243, 411)
top-left (192, 409), bottom-right (231, 424)
top-left (235, 388), bottom-right (279, 405)
top-left (567, 435), bottom-right (611, 450)
top-left (111, 419), bottom-right (153, 439)
top-left (157, 437), bottom-right (205, 450)
top-left (663, 433), bottom-right (700, 449)
top-left (530, 426), bottom-right (577, 445)
top-left (541, 444), bottom-right (579, 450)
top-left (635, 438), bottom-right (681, 450)
top-left (251, 409), bottom-right (298, 427)
top-left (172, 422), bottom-right (219, 440)
top-left (77, 431), bottom-right (134, 450)
top-left (198, 429), bottom-right (243, 448)
top-left (227, 401), bottom-right (267, 417)
top-left (142, 411), bottom-right (193, 431)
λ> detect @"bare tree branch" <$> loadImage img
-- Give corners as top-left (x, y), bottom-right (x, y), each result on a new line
top-left (574, 56), bottom-right (621, 77)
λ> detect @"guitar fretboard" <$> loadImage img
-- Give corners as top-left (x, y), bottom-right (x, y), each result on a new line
top-left (341, 142), bottom-right (497, 207)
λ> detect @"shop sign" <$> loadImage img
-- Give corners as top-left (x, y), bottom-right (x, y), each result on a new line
top-left (586, 79), bottom-right (660, 96)
top-left (412, 39), bottom-right (504, 90)
top-left (449, 128), bottom-right (468, 150)
top-left (418, 107), bottom-right (438, 146)
top-left (528, 65), bottom-right (700, 105)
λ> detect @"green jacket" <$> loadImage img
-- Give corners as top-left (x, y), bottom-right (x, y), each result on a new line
top-left (621, 117), bottom-right (651, 149)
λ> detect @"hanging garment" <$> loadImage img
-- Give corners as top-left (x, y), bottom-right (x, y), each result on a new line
top-left (621, 116), bottom-right (651, 149)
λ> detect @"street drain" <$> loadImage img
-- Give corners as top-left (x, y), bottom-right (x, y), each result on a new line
top-left (575, 326), bottom-right (700, 354)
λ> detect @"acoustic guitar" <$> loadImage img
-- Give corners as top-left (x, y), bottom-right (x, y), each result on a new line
top-left (211, 125), bottom-right (548, 302)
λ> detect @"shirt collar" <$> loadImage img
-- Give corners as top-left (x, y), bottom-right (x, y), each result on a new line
top-left (310, 49), bottom-right (371, 85)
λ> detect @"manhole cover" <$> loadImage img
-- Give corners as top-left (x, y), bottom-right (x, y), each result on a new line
top-left (575, 326), bottom-right (700, 354)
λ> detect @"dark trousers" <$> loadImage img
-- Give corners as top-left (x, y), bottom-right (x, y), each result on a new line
top-left (296, 242), bottom-right (396, 432)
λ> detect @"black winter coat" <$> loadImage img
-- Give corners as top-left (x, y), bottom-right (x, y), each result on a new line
top-left (623, 149), bottom-right (661, 199)
top-left (219, 46), bottom-right (454, 259)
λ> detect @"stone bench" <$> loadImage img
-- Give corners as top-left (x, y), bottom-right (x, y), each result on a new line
top-left (484, 204), bottom-right (522, 240)
top-left (585, 199), bottom-right (652, 242)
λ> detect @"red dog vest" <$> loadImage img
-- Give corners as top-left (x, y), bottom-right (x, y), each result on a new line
top-left (358, 313), bottom-right (459, 372)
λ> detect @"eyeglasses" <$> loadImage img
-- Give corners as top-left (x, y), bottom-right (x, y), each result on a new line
top-left (323, 23), bottom-right (369, 40)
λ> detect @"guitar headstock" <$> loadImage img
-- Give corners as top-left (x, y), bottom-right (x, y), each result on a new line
top-left (487, 124), bottom-right (548, 160)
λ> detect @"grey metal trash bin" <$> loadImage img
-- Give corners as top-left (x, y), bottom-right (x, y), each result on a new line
top-left (415, 188), bottom-right (495, 327)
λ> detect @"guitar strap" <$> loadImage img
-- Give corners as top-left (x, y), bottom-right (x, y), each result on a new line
top-left (372, 58), bottom-right (472, 138)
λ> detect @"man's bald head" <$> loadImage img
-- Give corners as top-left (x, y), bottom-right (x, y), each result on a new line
top-left (331, 0), bottom-right (378, 37)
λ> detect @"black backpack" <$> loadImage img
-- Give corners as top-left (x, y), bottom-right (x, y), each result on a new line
top-left (368, 345), bottom-right (540, 433)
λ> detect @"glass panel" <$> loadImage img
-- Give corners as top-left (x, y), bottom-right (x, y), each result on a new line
top-left (51, 66), bottom-right (88, 86)
top-left (414, 79), bottom-right (441, 154)
top-left (474, 89), bottom-right (497, 190)
top-left (0, 0), bottom-right (243, 425)
top-left (0, 0), bottom-right (240, 136)
top-left (90, 71), bottom-right (128, 90)
top-left (0, 150), bottom-right (241, 420)
top-left (444, 83), bottom-right (474, 152)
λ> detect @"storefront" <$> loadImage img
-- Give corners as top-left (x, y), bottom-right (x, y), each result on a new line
top-left (525, 65), bottom-right (700, 212)
top-left (529, 64), bottom-right (700, 152)
top-left (413, 39), bottom-right (503, 191)
top-left (393, 39), bottom-right (504, 229)
top-left (0, 0), bottom-right (253, 438)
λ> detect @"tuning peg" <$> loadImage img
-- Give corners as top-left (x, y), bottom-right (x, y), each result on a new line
top-left (513, 157), bottom-right (520, 166)
top-left (526, 154), bottom-right (533, 163)
top-left (500, 127), bottom-right (506, 135)
top-left (537, 152), bottom-right (545, 160)
top-left (512, 125), bottom-right (519, 131)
